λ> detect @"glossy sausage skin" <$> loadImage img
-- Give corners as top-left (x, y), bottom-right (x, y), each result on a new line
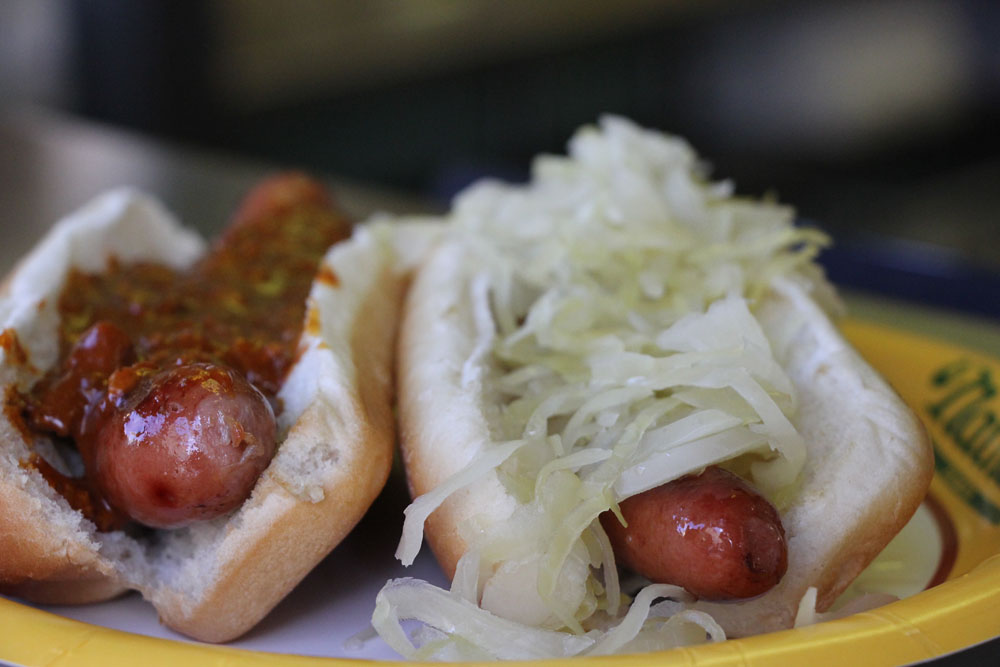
top-left (600, 466), bottom-right (787, 600)
top-left (91, 362), bottom-right (277, 529)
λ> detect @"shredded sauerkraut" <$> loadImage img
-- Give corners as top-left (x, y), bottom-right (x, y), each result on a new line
top-left (374, 116), bottom-right (831, 660)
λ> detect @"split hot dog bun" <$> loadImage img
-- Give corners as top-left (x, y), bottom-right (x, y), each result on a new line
top-left (0, 179), bottom-right (439, 642)
top-left (375, 118), bottom-right (934, 659)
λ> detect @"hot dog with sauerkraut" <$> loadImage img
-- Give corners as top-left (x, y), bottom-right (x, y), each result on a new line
top-left (373, 118), bottom-right (934, 659)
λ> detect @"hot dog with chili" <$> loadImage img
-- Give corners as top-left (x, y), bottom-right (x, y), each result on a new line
top-left (0, 174), bottom-right (438, 641)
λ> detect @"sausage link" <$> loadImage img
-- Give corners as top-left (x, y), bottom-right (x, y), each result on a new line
top-left (600, 466), bottom-right (787, 600)
top-left (228, 172), bottom-right (334, 230)
top-left (91, 362), bottom-right (277, 529)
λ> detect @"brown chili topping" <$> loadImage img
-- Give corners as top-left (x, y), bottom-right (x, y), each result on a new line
top-left (15, 174), bottom-right (351, 530)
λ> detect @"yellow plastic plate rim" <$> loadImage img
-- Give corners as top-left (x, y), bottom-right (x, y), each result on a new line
top-left (3, 318), bottom-right (1000, 667)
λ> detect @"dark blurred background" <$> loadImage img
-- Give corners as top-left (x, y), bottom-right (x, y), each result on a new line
top-left (2, 0), bottom-right (1000, 315)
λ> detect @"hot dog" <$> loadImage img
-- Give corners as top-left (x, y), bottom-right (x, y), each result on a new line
top-left (372, 117), bottom-right (934, 659)
top-left (600, 465), bottom-right (787, 601)
top-left (91, 361), bottom-right (278, 529)
top-left (0, 174), bottom-right (439, 641)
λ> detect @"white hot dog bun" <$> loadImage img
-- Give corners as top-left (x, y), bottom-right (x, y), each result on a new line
top-left (376, 117), bottom-right (934, 659)
top-left (0, 180), bottom-right (439, 642)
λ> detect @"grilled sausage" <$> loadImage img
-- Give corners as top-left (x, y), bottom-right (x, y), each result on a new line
top-left (601, 466), bottom-right (787, 600)
top-left (90, 362), bottom-right (277, 529)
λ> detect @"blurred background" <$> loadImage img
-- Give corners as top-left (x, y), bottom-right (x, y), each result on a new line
top-left (2, 0), bottom-right (999, 316)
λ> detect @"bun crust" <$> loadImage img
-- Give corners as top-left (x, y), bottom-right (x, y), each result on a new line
top-left (397, 241), bottom-right (516, 580)
top-left (398, 239), bottom-right (934, 637)
top-left (0, 189), bottom-right (414, 641)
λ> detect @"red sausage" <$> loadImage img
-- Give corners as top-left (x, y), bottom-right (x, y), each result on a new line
top-left (227, 172), bottom-right (333, 231)
top-left (600, 466), bottom-right (787, 600)
top-left (90, 362), bottom-right (277, 529)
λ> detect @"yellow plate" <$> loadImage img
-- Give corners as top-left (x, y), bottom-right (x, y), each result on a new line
top-left (3, 319), bottom-right (1000, 666)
